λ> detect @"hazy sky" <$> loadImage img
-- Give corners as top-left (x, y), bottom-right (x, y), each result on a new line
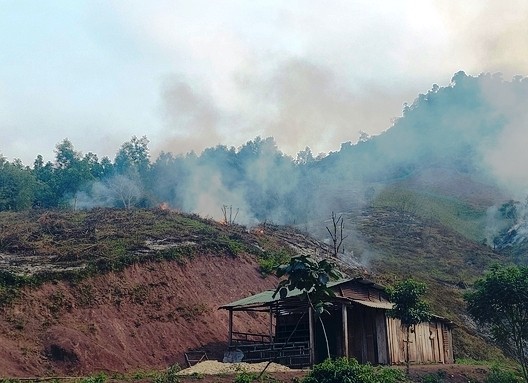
top-left (1, 0), bottom-right (527, 165)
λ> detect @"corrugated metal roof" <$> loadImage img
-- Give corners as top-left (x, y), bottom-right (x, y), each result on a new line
top-left (349, 299), bottom-right (393, 310)
top-left (219, 289), bottom-right (282, 309)
top-left (220, 279), bottom-right (355, 309)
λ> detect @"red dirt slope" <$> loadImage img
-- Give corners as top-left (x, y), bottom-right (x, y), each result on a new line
top-left (0, 253), bottom-right (278, 377)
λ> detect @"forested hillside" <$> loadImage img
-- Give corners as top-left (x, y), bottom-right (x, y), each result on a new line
top-left (2, 73), bottom-right (527, 231)
top-left (1, 72), bottom-right (527, 375)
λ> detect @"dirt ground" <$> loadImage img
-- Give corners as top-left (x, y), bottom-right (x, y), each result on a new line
top-left (173, 364), bottom-right (490, 383)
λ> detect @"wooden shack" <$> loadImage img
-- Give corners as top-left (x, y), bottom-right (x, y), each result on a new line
top-left (220, 278), bottom-right (453, 367)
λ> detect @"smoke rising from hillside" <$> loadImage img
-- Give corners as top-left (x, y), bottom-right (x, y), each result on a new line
top-left (70, 72), bottom-right (528, 256)
top-left (157, 57), bottom-right (413, 160)
top-left (480, 76), bottom-right (528, 197)
top-left (156, 73), bottom-right (528, 225)
top-left (161, 79), bottom-right (224, 155)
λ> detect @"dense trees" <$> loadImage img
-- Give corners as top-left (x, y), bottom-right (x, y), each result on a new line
top-left (1, 73), bottom-right (526, 218)
top-left (0, 156), bottom-right (38, 210)
top-left (0, 135), bottom-right (307, 215)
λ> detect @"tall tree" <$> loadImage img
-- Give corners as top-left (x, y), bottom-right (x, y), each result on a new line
top-left (54, 139), bottom-right (94, 206)
top-left (32, 155), bottom-right (57, 208)
top-left (465, 265), bottom-right (528, 383)
top-left (114, 135), bottom-right (150, 177)
top-left (54, 138), bottom-right (79, 169)
top-left (387, 278), bottom-right (431, 375)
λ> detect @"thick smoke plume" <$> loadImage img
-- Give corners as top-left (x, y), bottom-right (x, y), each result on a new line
top-left (67, 73), bottom-right (528, 252)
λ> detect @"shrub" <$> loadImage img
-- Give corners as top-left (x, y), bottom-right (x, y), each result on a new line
top-left (485, 366), bottom-right (522, 383)
top-left (153, 363), bottom-right (181, 383)
top-left (79, 372), bottom-right (107, 383)
top-left (258, 249), bottom-right (291, 275)
top-left (234, 371), bottom-right (258, 383)
top-left (302, 358), bottom-right (407, 383)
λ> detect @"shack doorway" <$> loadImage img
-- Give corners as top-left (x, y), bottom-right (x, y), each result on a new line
top-left (314, 308), bottom-right (342, 363)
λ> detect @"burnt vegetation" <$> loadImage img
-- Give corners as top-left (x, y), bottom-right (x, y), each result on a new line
top-left (0, 208), bottom-right (328, 304)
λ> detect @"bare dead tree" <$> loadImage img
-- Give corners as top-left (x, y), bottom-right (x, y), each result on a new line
top-left (326, 211), bottom-right (348, 257)
top-left (221, 205), bottom-right (239, 225)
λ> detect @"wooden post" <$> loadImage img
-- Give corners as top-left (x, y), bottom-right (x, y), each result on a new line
top-left (228, 309), bottom-right (233, 347)
top-left (309, 306), bottom-right (315, 365)
top-left (342, 304), bottom-right (349, 357)
top-left (269, 304), bottom-right (274, 344)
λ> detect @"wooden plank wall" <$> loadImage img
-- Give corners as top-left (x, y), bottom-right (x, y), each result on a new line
top-left (386, 317), bottom-right (452, 364)
top-left (375, 311), bottom-right (389, 364)
top-left (339, 283), bottom-right (390, 303)
top-left (347, 307), bottom-right (378, 364)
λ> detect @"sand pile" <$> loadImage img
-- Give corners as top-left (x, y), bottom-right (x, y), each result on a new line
top-left (176, 360), bottom-right (292, 375)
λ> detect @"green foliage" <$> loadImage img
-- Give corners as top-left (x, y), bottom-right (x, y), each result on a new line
top-left (275, 255), bottom-right (341, 312)
top-left (234, 371), bottom-right (258, 383)
top-left (274, 255), bottom-right (341, 360)
top-left (0, 158), bottom-right (38, 211)
top-left (465, 265), bottom-right (528, 382)
top-left (456, 358), bottom-right (496, 366)
top-left (79, 372), bottom-right (107, 383)
top-left (485, 366), bottom-right (523, 383)
top-left (0, 209), bottom-right (263, 308)
top-left (114, 135), bottom-right (150, 177)
top-left (0, 271), bottom-right (24, 307)
top-left (387, 278), bottom-right (431, 327)
top-left (302, 357), bottom-right (408, 383)
top-left (153, 363), bottom-right (181, 383)
top-left (219, 234), bottom-right (245, 256)
top-left (155, 246), bottom-right (195, 264)
top-left (421, 371), bottom-right (447, 383)
top-left (387, 278), bottom-right (431, 374)
top-left (373, 187), bottom-right (486, 242)
top-left (258, 249), bottom-right (291, 275)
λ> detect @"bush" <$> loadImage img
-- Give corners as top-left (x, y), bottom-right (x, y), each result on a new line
top-left (79, 372), bottom-right (107, 383)
top-left (234, 371), bottom-right (258, 383)
top-left (302, 358), bottom-right (407, 383)
top-left (485, 366), bottom-right (522, 383)
top-left (153, 363), bottom-right (181, 383)
top-left (258, 249), bottom-right (291, 275)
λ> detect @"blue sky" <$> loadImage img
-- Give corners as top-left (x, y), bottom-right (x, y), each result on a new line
top-left (1, 1), bottom-right (527, 165)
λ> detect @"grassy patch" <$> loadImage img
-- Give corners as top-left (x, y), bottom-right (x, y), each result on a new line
top-left (374, 187), bottom-right (487, 242)
top-left (258, 249), bottom-right (293, 275)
